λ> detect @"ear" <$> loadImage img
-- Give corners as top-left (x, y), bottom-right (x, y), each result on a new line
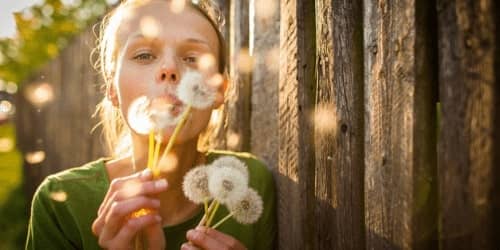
top-left (212, 76), bottom-right (229, 109)
top-left (106, 84), bottom-right (119, 107)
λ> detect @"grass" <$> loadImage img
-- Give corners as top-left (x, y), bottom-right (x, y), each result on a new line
top-left (0, 122), bottom-right (27, 250)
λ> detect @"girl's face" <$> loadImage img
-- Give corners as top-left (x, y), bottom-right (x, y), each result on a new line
top-left (111, 0), bottom-right (223, 144)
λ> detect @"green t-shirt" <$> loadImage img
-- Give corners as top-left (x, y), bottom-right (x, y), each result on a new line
top-left (26, 150), bottom-right (276, 249)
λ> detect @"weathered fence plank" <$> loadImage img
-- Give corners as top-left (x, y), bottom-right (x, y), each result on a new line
top-left (437, 0), bottom-right (498, 249)
top-left (277, 0), bottom-right (316, 249)
top-left (225, 0), bottom-right (251, 151)
top-left (363, 0), bottom-right (437, 249)
top-left (251, 0), bottom-right (279, 169)
top-left (16, 29), bottom-right (104, 202)
top-left (314, 0), bottom-right (364, 249)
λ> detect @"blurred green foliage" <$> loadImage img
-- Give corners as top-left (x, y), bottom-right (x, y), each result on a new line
top-left (0, 1), bottom-right (115, 249)
top-left (0, 0), bottom-right (113, 85)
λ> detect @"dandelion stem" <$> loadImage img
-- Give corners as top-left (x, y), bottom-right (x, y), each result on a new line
top-left (204, 198), bottom-right (208, 215)
top-left (159, 105), bottom-right (192, 167)
top-left (198, 199), bottom-right (216, 227)
top-left (206, 200), bottom-right (220, 227)
top-left (147, 130), bottom-right (154, 170)
top-left (152, 131), bottom-right (162, 177)
top-left (211, 212), bottom-right (234, 229)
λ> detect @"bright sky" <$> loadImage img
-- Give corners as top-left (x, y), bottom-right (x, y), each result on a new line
top-left (0, 0), bottom-right (44, 38)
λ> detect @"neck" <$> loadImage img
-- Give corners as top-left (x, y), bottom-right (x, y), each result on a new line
top-left (131, 135), bottom-right (206, 226)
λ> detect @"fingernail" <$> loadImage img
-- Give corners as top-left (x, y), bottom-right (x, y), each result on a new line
top-left (141, 169), bottom-right (152, 178)
top-left (155, 179), bottom-right (168, 189)
top-left (186, 230), bottom-right (194, 238)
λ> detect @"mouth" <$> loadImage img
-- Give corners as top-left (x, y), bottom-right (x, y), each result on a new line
top-left (151, 93), bottom-right (184, 116)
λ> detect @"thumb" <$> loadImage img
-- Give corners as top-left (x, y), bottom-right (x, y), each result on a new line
top-left (145, 222), bottom-right (166, 250)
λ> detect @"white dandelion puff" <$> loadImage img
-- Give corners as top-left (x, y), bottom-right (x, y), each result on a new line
top-left (208, 166), bottom-right (248, 205)
top-left (211, 156), bottom-right (249, 181)
top-left (127, 96), bottom-right (154, 135)
top-left (183, 165), bottom-right (212, 203)
top-left (177, 70), bottom-right (216, 109)
top-left (228, 188), bottom-right (263, 224)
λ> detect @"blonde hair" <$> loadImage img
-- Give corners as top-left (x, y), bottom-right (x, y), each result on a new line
top-left (92, 0), bottom-right (227, 157)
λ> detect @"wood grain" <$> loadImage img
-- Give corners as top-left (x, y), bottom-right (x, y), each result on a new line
top-left (363, 0), bottom-right (438, 249)
top-left (314, 0), bottom-right (364, 249)
top-left (437, 0), bottom-right (498, 248)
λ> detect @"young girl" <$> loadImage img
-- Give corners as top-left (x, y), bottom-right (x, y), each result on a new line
top-left (25, 0), bottom-right (276, 249)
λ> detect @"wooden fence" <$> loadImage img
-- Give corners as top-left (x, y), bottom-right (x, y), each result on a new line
top-left (17, 0), bottom-right (499, 249)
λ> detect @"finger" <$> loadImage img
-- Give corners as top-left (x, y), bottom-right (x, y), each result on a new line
top-left (186, 228), bottom-right (228, 250)
top-left (181, 242), bottom-right (201, 250)
top-left (103, 213), bottom-right (161, 249)
top-left (196, 226), bottom-right (246, 249)
top-left (100, 197), bottom-right (160, 243)
top-left (144, 222), bottom-right (166, 250)
top-left (98, 169), bottom-right (153, 216)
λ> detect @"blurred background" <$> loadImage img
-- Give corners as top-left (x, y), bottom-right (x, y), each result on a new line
top-left (0, 1), bottom-right (118, 249)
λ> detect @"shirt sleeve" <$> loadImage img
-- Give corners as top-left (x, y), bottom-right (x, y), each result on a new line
top-left (25, 178), bottom-right (79, 250)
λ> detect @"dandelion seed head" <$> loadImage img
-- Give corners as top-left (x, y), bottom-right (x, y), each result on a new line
top-left (128, 96), bottom-right (155, 135)
top-left (183, 165), bottom-right (212, 203)
top-left (208, 166), bottom-right (248, 204)
top-left (211, 156), bottom-right (249, 180)
top-left (177, 70), bottom-right (216, 109)
top-left (228, 188), bottom-right (263, 224)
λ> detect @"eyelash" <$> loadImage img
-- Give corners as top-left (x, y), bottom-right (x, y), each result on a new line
top-left (183, 56), bottom-right (197, 64)
top-left (133, 52), bottom-right (156, 61)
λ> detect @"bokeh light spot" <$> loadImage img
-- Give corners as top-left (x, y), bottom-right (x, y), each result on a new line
top-left (227, 132), bottom-right (241, 148)
top-left (198, 53), bottom-right (216, 71)
top-left (50, 191), bottom-right (67, 202)
top-left (25, 82), bottom-right (55, 108)
top-left (314, 104), bottom-right (337, 134)
top-left (0, 138), bottom-right (14, 152)
top-left (25, 150), bottom-right (46, 164)
top-left (140, 16), bottom-right (160, 38)
top-left (170, 0), bottom-right (186, 13)
top-left (237, 49), bottom-right (254, 74)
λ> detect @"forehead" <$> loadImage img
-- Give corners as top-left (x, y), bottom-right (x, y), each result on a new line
top-left (115, 0), bottom-right (220, 52)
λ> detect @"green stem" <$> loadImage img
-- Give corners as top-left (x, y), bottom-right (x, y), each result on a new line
top-left (158, 106), bottom-right (192, 167)
top-left (211, 212), bottom-right (234, 229)
top-left (206, 200), bottom-right (220, 227)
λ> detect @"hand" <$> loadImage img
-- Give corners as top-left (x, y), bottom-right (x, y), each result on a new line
top-left (181, 226), bottom-right (247, 250)
top-left (91, 169), bottom-right (168, 250)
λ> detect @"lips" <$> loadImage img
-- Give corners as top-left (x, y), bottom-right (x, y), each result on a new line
top-left (151, 93), bottom-right (184, 116)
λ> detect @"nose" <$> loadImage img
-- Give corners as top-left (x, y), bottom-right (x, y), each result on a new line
top-left (156, 64), bottom-right (179, 84)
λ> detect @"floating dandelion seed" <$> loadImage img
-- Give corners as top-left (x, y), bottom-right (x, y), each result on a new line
top-left (170, 0), bottom-right (186, 13)
top-left (177, 70), bottom-right (216, 109)
top-left (0, 138), bottom-right (14, 152)
top-left (25, 151), bottom-right (46, 164)
top-left (256, 0), bottom-right (277, 21)
top-left (183, 165), bottom-right (212, 203)
top-left (237, 49), bottom-right (254, 74)
top-left (207, 73), bottom-right (224, 89)
top-left (50, 191), bottom-right (68, 202)
top-left (25, 82), bottom-right (54, 107)
top-left (227, 132), bottom-right (241, 149)
top-left (211, 156), bottom-right (249, 181)
top-left (228, 188), bottom-right (263, 224)
top-left (198, 53), bottom-right (216, 71)
top-left (140, 16), bottom-right (160, 38)
top-left (314, 104), bottom-right (337, 134)
top-left (208, 166), bottom-right (248, 204)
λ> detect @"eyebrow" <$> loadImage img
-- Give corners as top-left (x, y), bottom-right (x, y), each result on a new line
top-left (128, 33), bottom-right (211, 47)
